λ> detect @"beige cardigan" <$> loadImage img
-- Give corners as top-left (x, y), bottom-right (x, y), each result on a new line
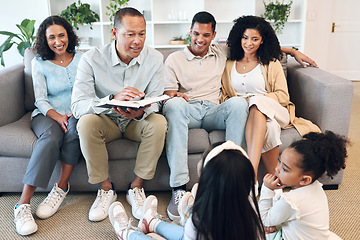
top-left (220, 60), bottom-right (320, 136)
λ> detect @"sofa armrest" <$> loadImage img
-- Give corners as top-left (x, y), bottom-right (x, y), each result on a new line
top-left (286, 58), bottom-right (353, 137)
top-left (0, 63), bottom-right (26, 127)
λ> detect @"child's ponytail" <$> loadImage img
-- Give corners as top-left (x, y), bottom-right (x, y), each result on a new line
top-left (290, 131), bottom-right (348, 181)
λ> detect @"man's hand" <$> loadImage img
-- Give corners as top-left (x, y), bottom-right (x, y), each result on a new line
top-left (111, 86), bottom-right (148, 119)
top-left (263, 173), bottom-right (286, 191)
top-left (115, 86), bottom-right (145, 101)
top-left (112, 105), bottom-right (150, 119)
top-left (164, 90), bottom-right (189, 101)
top-left (293, 50), bottom-right (318, 68)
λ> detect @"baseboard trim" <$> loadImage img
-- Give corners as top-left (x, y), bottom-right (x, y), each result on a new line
top-left (322, 184), bottom-right (339, 190)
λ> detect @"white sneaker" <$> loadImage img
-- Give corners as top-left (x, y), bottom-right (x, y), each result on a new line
top-left (109, 201), bottom-right (138, 240)
top-left (14, 204), bottom-right (38, 236)
top-left (178, 192), bottom-right (194, 226)
top-left (89, 188), bottom-right (117, 221)
top-left (138, 195), bottom-right (162, 234)
top-left (126, 187), bottom-right (146, 219)
top-left (36, 183), bottom-right (70, 219)
top-left (191, 183), bottom-right (198, 199)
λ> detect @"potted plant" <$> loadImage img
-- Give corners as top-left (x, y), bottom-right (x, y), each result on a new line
top-left (106, 0), bottom-right (130, 23)
top-left (60, 0), bottom-right (100, 30)
top-left (0, 18), bottom-right (35, 67)
top-left (262, 0), bottom-right (293, 34)
top-left (169, 36), bottom-right (187, 45)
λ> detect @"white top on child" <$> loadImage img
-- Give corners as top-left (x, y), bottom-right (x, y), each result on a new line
top-left (259, 180), bottom-right (331, 240)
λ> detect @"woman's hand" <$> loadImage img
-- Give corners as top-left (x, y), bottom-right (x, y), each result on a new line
top-left (46, 109), bottom-right (72, 133)
top-left (263, 173), bottom-right (286, 190)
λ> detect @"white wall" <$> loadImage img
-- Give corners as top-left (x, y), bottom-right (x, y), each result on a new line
top-left (304, 0), bottom-right (333, 69)
top-left (0, 0), bottom-right (351, 75)
top-left (0, 0), bottom-right (49, 69)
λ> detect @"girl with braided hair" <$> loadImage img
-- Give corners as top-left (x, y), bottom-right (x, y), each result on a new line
top-left (259, 131), bottom-right (348, 240)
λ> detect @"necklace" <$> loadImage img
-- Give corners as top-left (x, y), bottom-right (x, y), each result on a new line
top-left (241, 58), bottom-right (258, 70)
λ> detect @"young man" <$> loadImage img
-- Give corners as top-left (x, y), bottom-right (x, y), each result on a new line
top-left (162, 11), bottom-right (248, 221)
top-left (71, 7), bottom-right (167, 221)
top-left (163, 11), bottom-right (318, 221)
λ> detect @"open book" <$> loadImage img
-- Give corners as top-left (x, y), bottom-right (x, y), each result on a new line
top-left (96, 94), bottom-right (170, 109)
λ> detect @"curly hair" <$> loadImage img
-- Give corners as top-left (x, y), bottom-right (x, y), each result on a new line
top-left (290, 131), bottom-right (349, 181)
top-left (33, 15), bottom-right (79, 60)
top-left (227, 15), bottom-right (282, 65)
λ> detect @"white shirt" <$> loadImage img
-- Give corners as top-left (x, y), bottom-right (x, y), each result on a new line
top-left (230, 63), bottom-right (267, 98)
top-left (259, 181), bottom-right (331, 240)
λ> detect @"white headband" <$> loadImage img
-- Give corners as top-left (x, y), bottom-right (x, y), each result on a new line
top-left (203, 140), bottom-right (249, 167)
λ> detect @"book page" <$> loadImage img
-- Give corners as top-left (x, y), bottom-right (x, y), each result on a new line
top-left (96, 94), bottom-right (170, 108)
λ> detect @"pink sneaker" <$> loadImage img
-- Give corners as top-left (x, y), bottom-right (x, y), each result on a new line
top-left (138, 195), bottom-right (161, 233)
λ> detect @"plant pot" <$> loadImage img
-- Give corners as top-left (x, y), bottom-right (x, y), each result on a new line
top-left (169, 40), bottom-right (187, 45)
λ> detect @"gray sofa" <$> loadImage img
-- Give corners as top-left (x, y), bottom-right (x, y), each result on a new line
top-left (0, 48), bottom-right (353, 193)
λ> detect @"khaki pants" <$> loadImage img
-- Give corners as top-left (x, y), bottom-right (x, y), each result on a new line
top-left (77, 113), bottom-right (167, 184)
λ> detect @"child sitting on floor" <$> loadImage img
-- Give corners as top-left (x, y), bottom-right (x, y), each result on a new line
top-left (259, 131), bottom-right (348, 240)
top-left (109, 141), bottom-right (266, 240)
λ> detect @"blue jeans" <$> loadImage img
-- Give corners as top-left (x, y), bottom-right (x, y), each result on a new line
top-left (162, 97), bottom-right (248, 187)
top-left (129, 221), bottom-right (184, 240)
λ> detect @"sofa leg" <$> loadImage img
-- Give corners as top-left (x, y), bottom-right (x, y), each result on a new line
top-left (322, 184), bottom-right (339, 190)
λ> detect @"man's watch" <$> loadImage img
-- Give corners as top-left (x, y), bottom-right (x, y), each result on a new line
top-left (291, 47), bottom-right (298, 57)
top-left (109, 94), bottom-right (115, 100)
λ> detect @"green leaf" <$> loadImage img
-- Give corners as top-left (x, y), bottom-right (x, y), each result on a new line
top-left (0, 38), bottom-right (14, 53)
top-left (0, 31), bottom-right (17, 38)
top-left (0, 40), bottom-right (14, 67)
top-left (17, 41), bottom-right (31, 56)
top-left (0, 18), bottom-right (35, 66)
top-left (1, 54), bottom-right (5, 67)
top-left (17, 24), bottom-right (30, 41)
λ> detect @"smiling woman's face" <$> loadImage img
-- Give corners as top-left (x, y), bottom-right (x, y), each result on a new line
top-left (46, 24), bottom-right (69, 56)
top-left (241, 28), bottom-right (263, 55)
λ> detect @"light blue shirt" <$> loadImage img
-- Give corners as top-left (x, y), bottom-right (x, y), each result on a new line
top-left (31, 51), bottom-right (83, 119)
top-left (71, 42), bottom-right (164, 131)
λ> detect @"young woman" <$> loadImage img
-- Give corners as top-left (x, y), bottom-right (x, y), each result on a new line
top-left (14, 16), bottom-right (83, 236)
top-left (109, 141), bottom-right (266, 240)
top-left (221, 15), bottom-right (320, 182)
top-left (259, 131), bottom-right (347, 239)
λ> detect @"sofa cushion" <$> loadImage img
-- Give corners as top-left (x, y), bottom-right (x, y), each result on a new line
top-left (207, 127), bottom-right (301, 154)
top-left (107, 139), bottom-right (140, 160)
top-left (0, 112), bottom-right (37, 158)
top-left (188, 128), bottom-right (211, 153)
